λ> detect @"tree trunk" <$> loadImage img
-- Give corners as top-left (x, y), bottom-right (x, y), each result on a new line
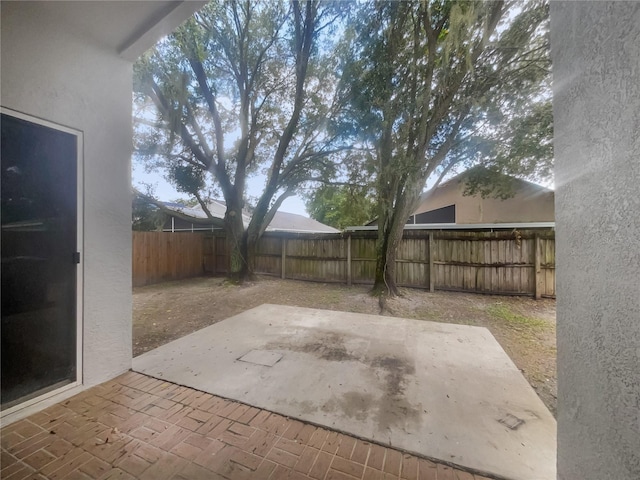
top-left (373, 212), bottom-right (404, 297)
top-left (372, 173), bottom-right (424, 298)
top-left (244, 228), bottom-right (260, 280)
top-left (224, 199), bottom-right (252, 282)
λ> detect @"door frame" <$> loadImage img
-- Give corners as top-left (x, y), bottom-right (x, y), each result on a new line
top-left (0, 107), bottom-right (84, 417)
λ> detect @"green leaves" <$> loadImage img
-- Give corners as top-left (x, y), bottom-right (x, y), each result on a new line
top-left (132, 193), bottom-right (165, 232)
top-left (305, 185), bottom-right (376, 229)
top-left (169, 164), bottom-right (206, 196)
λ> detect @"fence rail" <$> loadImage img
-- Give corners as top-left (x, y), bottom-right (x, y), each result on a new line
top-left (205, 228), bottom-right (556, 298)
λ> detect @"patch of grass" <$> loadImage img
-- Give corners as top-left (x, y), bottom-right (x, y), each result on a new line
top-left (414, 307), bottom-right (440, 319)
top-left (487, 303), bottom-right (549, 330)
top-left (319, 291), bottom-right (347, 302)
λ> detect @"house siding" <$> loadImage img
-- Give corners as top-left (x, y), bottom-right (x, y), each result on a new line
top-left (415, 178), bottom-right (555, 224)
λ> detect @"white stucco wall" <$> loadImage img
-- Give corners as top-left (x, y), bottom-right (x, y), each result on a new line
top-left (551, 2), bottom-right (640, 479)
top-left (1, 3), bottom-right (133, 386)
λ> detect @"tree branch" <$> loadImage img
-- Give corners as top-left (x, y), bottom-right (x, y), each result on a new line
top-left (257, 188), bottom-right (295, 237)
top-left (186, 57), bottom-right (234, 196)
top-left (146, 78), bottom-right (211, 170)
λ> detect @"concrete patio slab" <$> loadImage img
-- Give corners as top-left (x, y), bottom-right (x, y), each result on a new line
top-left (133, 304), bottom-right (556, 480)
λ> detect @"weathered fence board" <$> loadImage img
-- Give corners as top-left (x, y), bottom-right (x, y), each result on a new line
top-left (133, 232), bottom-right (205, 287)
top-left (134, 228), bottom-right (556, 298)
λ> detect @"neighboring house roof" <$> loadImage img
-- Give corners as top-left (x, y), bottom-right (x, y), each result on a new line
top-left (162, 201), bottom-right (339, 234)
top-left (163, 200), bottom-right (247, 226)
top-left (263, 211), bottom-right (340, 233)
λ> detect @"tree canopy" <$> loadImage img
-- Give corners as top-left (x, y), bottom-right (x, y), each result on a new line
top-left (134, 0), bottom-right (349, 279)
top-left (337, 0), bottom-right (552, 296)
top-left (134, 0), bottom-right (553, 293)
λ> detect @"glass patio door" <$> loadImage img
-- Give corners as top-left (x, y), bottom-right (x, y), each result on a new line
top-left (1, 111), bottom-right (81, 410)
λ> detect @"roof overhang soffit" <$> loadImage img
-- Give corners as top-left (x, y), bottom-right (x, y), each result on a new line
top-left (119, 1), bottom-right (207, 61)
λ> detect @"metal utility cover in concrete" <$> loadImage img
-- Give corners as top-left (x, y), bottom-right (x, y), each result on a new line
top-left (133, 304), bottom-right (556, 480)
top-left (238, 349), bottom-right (283, 367)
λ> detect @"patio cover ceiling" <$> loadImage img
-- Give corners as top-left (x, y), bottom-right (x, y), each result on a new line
top-left (9, 1), bottom-right (207, 61)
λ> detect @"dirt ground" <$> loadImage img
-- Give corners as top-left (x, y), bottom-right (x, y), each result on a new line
top-left (133, 275), bottom-right (557, 416)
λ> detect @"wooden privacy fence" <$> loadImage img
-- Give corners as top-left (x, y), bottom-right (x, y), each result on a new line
top-left (132, 229), bottom-right (555, 297)
top-left (132, 231), bottom-right (207, 287)
top-left (207, 228), bottom-right (556, 298)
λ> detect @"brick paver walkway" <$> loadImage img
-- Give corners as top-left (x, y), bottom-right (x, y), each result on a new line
top-left (1, 372), bottom-right (495, 479)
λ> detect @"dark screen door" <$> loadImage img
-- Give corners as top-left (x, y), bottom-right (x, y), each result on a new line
top-left (1, 112), bottom-right (79, 409)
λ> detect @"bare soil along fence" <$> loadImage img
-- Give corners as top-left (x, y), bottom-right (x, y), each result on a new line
top-left (133, 227), bottom-right (555, 298)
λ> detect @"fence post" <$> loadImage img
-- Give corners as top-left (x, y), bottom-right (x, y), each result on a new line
top-left (281, 236), bottom-right (286, 279)
top-left (211, 233), bottom-right (217, 274)
top-left (225, 236), bottom-right (231, 274)
top-left (534, 234), bottom-right (542, 300)
top-left (347, 233), bottom-right (352, 286)
top-left (428, 232), bottom-right (435, 292)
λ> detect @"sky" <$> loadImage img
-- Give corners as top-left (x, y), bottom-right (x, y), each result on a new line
top-left (132, 163), bottom-right (310, 216)
top-left (132, 161), bottom-right (554, 220)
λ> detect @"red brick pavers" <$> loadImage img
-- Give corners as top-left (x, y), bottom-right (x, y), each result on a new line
top-left (1, 372), bottom-right (496, 479)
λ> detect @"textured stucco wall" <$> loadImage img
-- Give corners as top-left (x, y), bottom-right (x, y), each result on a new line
top-left (551, 2), bottom-right (640, 479)
top-left (1, 4), bottom-right (133, 386)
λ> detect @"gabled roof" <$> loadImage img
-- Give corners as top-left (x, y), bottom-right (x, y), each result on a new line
top-left (414, 168), bottom-right (553, 215)
top-left (162, 201), bottom-right (339, 234)
top-left (418, 166), bottom-right (553, 203)
top-left (265, 211), bottom-right (340, 234)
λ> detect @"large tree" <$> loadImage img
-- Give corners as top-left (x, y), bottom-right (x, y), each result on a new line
top-left (134, 0), bottom-right (347, 280)
top-left (341, 0), bottom-right (552, 296)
